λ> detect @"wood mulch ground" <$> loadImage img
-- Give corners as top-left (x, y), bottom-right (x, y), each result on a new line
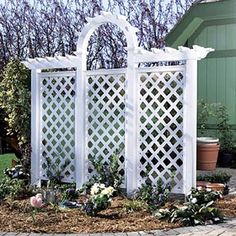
top-left (216, 195), bottom-right (236, 217)
top-left (0, 195), bottom-right (236, 233)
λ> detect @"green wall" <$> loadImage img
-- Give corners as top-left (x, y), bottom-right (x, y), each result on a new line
top-left (187, 22), bottom-right (236, 135)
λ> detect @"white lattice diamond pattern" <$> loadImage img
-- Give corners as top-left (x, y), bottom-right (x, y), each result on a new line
top-left (86, 73), bottom-right (126, 183)
top-left (40, 73), bottom-right (76, 182)
top-left (138, 70), bottom-right (184, 192)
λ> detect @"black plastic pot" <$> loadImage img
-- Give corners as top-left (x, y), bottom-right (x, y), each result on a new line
top-left (223, 185), bottom-right (229, 195)
top-left (218, 152), bottom-right (233, 167)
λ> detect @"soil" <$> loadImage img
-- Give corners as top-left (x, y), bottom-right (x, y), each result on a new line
top-left (0, 196), bottom-right (236, 234)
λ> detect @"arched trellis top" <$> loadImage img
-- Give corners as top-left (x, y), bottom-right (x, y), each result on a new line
top-left (76, 11), bottom-right (139, 58)
top-left (22, 12), bottom-right (214, 69)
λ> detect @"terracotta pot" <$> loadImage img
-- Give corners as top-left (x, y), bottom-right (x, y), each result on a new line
top-left (196, 181), bottom-right (211, 189)
top-left (206, 183), bottom-right (225, 193)
top-left (197, 138), bottom-right (220, 170)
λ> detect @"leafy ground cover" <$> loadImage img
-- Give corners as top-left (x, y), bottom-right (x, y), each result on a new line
top-left (0, 153), bottom-right (16, 179)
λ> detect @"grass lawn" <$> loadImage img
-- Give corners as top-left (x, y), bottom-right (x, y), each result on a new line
top-left (0, 153), bottom-right (16, 180)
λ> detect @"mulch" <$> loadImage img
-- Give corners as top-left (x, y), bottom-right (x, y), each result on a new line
top-left (216, 195), bottom-right (236, 217)
top-left (0, 195), bottom-right (236, 233)
top-left (0, 197), bottom-right (180, 233)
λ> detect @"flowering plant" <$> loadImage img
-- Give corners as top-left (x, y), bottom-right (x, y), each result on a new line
top-left (30, 193), bottom-right (43, 208)
top-left (4, 165), bottom-right (29, 180)
top-left (83, 183), bottom-right (115, 216)
top-left (81, 154), bottom-right (123, 194)
top-left (30, 193), bottom-right (43, 223)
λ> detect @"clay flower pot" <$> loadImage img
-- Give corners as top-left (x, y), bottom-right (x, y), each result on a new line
top-left (206, 183), bottom-right (225, 193)
top-left (196, 181), bottom-right (211, 189)
top-left (197, 137), bottom-right (220, 171)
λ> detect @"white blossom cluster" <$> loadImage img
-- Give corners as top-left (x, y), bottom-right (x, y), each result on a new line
top-left (90, 183), bottom-right (114, 197)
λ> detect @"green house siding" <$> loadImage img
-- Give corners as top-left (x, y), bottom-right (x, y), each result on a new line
top-left (197, 57), bottom-right (236, 121)
top-left (190, 23), bottom-right (236, 51)
top-left (165, 0), bottom-right (236, 136)
top-left (191, 22), bottom-right (236, 125)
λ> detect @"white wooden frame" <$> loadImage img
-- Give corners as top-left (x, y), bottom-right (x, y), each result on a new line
top-left (23, 12), bottom-right (213, 195)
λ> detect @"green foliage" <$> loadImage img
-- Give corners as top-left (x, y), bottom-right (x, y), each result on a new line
top-left (197, 172), bottom-right (231, 184)
top-left (197, 100), bottom-right (216, 134)
top-left (81, 153), bottom-right (123, 193)
top-left (197, 100), bottom-right (234, 152)
top-left (123, 199), bottom-right (146, 213)
top-left (0, 58), bottom-right (30, 146)
top-left (136, 178), bottom-right (171, 211)
top-left (155, 188), bottom-right (224, 226)
top-left (0, 177), bottom-right (32, 200)
top-left (186, 188), bottom-right (222, 205)
top-left (0, 177), bottom-right (11, 200)
top-left (0, 59), bottom-right (31, 170)
top-left (216, 104), bottom-right (234, 153)
top-left (60, 185), bottom-right (79, 201)
top-left (0, 153), bottom-right (17, 179)
top-left (44, 156), bottom-right (70, 188)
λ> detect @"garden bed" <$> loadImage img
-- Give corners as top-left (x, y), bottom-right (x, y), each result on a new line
top-left (0, 196), bottom-right (181, 233)
top-left (1, 196), bottom-right (236, 234)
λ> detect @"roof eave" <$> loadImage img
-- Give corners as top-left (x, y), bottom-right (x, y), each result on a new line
top-left (165, 0), bottom-right (236, 47)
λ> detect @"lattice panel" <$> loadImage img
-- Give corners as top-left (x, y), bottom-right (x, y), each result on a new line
top-left (86, 73), bottom-right (126, 184)
top-left (40, 72), bottom-right (76, 182)
top-left (138, 70), bottom-right (184, 193)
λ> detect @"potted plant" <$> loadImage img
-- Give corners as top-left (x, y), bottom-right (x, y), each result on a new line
top-left (216, 104), bottom-right (234, 167)
top-left (197, 100), bottom-right (220, 171)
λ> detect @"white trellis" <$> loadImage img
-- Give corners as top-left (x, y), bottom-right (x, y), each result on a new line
top-left (23, 12), bottom-right (213, 195)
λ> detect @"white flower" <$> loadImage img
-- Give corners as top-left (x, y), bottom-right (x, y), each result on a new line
top-left (99, 183), bottom-right (105, 189)
top-left (101, 186), bottom-right (114, 197)
top-left (191, 198), bottom-right (197, 204)
top-left (91, 183), bottom-right (100, 195)
top-left (206, 188), bottom-right (212, 192)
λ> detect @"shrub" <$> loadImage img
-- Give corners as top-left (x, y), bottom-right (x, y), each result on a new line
top-left (186, 188), bottom-right (222, 205)
top-left (0, 59), bottom-right (31, 171)
top-left (44, 156), bottom-right (70, 188)
top-left (197, 100), bottom-right (216, 135)
top-left (136, 178), bottom-right (171, 211)
top-left (123, 199), bottom-right (146, 213)
top-left (216, 104), bottom-right (234, 153)
top-left (63, 188), bottom-right (79, 201)
top-left (0, 177), bottom-right (32, 200)
top-left (197, 172), bottom-right (231, 184)
top-left (197, 100), bottom-right (234, 153)
top-left (81, 153), bottom-right (123, 193)
top-left (155, 188), bottom-right (224, 226)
